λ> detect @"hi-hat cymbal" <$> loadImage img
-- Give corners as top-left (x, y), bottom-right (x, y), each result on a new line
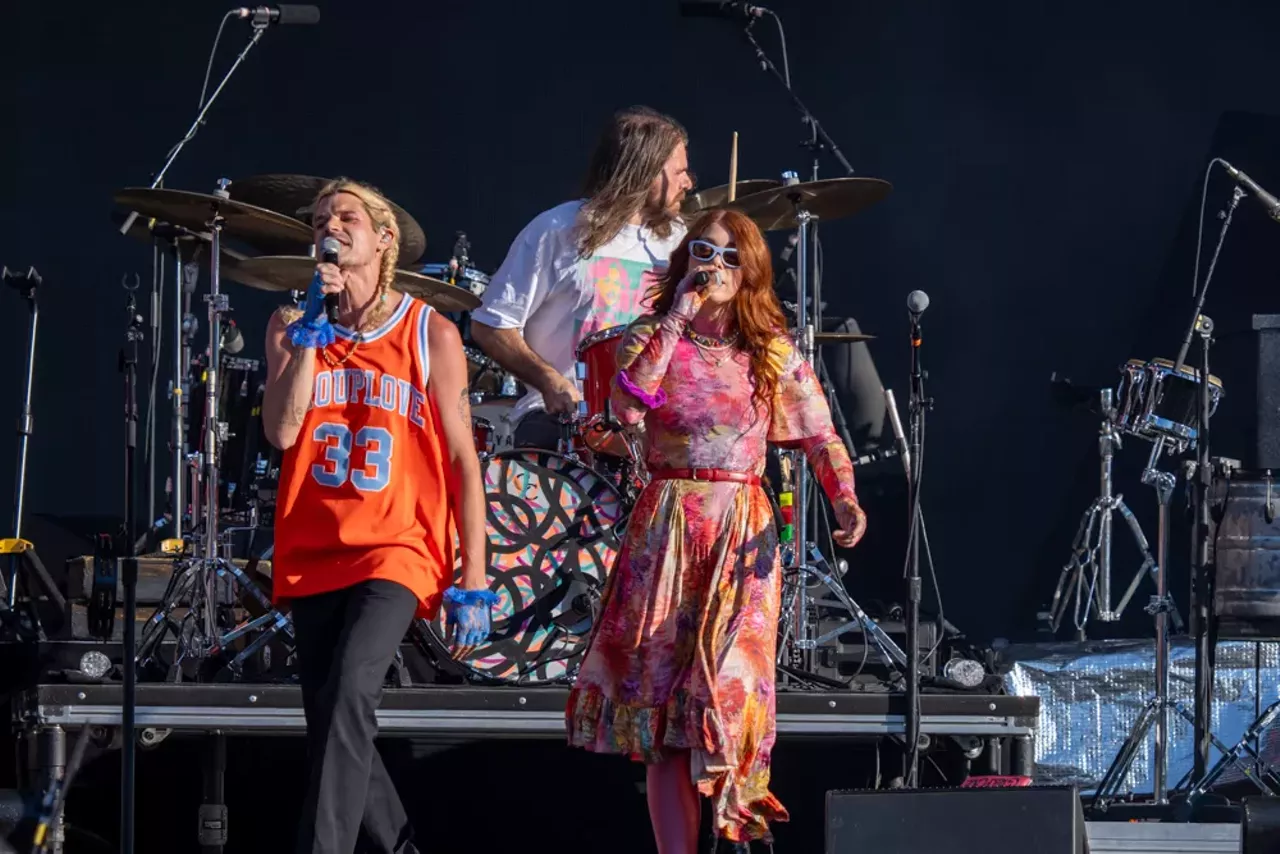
top-left (222, 256), bottom-right (480, 313)
top-left (113, 188), bottom-right (314, 250)
top-left (726, 177), bottom-right (893, 231)
top-left (229, 174), bottom-right (428, 265)
top-left (681, 179), bottom-right (781, 216)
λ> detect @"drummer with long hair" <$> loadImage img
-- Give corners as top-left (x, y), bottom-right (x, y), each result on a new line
top-left (565, 208), bottom-right (868, 852)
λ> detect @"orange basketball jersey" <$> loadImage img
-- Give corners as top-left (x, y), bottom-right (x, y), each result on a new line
top-left (272, 295), bottom-right (456, 618)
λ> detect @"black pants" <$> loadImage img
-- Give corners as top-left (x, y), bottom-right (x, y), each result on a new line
top-left (291, 580), bottom-right (420, 854)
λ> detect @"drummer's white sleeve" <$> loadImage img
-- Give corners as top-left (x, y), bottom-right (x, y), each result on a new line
top-left (471, 201), bottom-right (578, 331)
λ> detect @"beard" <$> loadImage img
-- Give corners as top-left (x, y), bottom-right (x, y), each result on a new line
top-left (640, 190), bottom-right (686, 236)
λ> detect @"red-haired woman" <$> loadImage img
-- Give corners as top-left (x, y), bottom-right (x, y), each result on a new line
top-left (566, 209), bottom-right (868, 852)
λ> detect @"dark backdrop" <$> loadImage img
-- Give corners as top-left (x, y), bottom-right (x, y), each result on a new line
top-left (3, 0), bottom-right (1280, 644)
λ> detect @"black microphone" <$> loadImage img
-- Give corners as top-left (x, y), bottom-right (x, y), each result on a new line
top-left (233, 4), bottom-right (321, 25)
top-left (321, 236), bottom-right (340, 323)
top-left (694, 271), bottom-right (711, 286)
top-left (1221, 160), bottom-right (1280, 222)
top-left (678, 0), bottom-right (769, 19)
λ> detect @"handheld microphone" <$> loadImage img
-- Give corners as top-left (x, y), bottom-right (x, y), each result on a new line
top-left (232, 5), bottom-right (321, 25)
top-left (321, 236), bottom-right (341, 323)
top-left (694, 271), bottom-right (711, 286)
top-left (1221, 160), bottom-right (1280, 222)
top-left (678, 0), bottom-right (768, 18)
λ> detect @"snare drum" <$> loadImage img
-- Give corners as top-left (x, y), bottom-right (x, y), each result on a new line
top-left (575, 325), bottom-right (631, 458)
top-left (1114, 356), bottom-right (1224, 447)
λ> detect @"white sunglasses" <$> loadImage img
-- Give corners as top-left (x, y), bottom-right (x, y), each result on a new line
top-left (688, 239), bottom-right (741, 269)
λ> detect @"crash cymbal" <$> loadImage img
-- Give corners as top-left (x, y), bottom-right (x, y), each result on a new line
top-left (681, 179), bottom-right (781, 216)
top-left (114, 188), bottom-right (314, 251)
top-left (725, 177), bottom-right (892, 231)
top-left (229, 174), bottom-right (428, 265)
top-left (813, 332), bottom-right (875, 345)
top-left (222, 256), bottom-right (480, 313)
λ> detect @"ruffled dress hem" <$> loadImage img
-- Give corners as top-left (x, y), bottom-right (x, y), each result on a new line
top-left (565, 684), bottom-right (789, 843)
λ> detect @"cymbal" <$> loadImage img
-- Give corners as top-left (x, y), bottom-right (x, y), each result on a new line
top-left (681, 179), bottom-right (781, 216)
top-left (113, 188), bottom-right (314, 250)
top-left (725, 177), bottom-right (892, 231)
top-left (222, 256), bottom-right (480, 313)
top-left (813, 332), bottom-right (875, 344)
top-left (228, 174), bottom-right (428, 265)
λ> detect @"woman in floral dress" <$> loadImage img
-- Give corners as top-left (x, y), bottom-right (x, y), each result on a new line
top-left (565, 208), bottom-right (867, 852)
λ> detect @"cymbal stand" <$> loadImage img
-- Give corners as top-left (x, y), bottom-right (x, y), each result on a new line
top-left (1092, 435), bottom-right (1187, 810)
top-left (135, 181), bottom-right (293, 683)
top-left (0, 267), bottom-right (65, 643)
top-left (1047, 388), bottom-right (1164, 637)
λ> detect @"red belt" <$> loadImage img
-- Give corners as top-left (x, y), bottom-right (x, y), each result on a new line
top-left (648, 467), bottom-right (761, 486)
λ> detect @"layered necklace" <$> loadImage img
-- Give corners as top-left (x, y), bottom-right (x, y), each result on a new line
top-left (685, 324), bottom-right (742, 368)
top-left (321, 287), bottom-right (392, 368)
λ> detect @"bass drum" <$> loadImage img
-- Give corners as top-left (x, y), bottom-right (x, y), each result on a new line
top-left (421, 449), bottom-right (625, 684)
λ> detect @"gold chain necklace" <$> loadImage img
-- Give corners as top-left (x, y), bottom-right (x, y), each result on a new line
top-left (320, 289), bottom-right (391, 368)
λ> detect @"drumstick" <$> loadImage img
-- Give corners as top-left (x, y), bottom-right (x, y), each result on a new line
top-left (728, 132), bottom-right (739, 202)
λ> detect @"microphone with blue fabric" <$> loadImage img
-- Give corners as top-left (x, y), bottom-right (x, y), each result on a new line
top-left (321, 236), bottom-right (341, 323)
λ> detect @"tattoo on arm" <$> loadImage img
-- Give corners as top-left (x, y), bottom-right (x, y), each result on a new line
top-left (283, 405), bottom-right (309, 428)
top-left (458, 388), bottom-right (472, 429)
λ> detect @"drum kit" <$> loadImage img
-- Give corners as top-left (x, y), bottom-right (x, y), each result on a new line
top-left (108, 166), bottom-right (902, 689)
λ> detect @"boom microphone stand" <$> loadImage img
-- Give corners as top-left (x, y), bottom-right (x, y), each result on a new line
top-left (1176, 180), bottom-right (1243, 787)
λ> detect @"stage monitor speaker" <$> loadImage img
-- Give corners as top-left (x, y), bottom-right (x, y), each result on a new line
top-left (1255, 314), bottom-right (1280, 470)
top-left (825, 785), bottom-right (1088, 854)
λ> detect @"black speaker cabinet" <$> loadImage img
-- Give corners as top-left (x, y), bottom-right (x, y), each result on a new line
top-left (825, 786), bottom-right (1088, 854)
top-left (1255, 314), bottom-right (1280, 470)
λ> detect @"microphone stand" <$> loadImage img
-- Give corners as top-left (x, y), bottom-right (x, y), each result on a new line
top-left (117, 20), bottom-right (271, 237)
top-left (116, 16), bottom-right (276, 559)
top-left (905, 310), bottom-right (929, 787)
top-left (739, 17), bottom-right (855, 178)
top-left (119, 281), bottom-right (145, 854)
top-left (1179, 182), bottom-right (1244, 787)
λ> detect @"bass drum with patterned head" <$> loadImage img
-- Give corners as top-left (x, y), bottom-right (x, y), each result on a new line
top-left (420, 449), bottom-right (625, 684)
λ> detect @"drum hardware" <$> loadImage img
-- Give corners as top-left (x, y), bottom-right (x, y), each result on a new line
top-left (1094, 179), bottom-right (1245, 812)
top-left (219, 255), bottom-right (482, 313)
top-left (0, 266), bottom-right (66, 644)
top-left (226, 173), bottom-right (428, 264)
top-left (1047, 387), bottom-right (1165, 637)
top-left (1089, 443), bottom-right (1183, 812)
top-left (422, 261), bottom-right (491, 299)
top-left (126, 180), bottom-right (294, 686)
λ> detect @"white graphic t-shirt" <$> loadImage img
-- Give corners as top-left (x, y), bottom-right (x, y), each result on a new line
top-left (471, 200), bottom-right (687, 423)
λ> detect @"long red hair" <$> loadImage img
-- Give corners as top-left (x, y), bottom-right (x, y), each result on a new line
top-left (646, 208), bottom-right (788, 408)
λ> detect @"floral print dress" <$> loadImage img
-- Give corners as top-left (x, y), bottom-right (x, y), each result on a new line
top-left (565, 312), bottom-right (860, 843)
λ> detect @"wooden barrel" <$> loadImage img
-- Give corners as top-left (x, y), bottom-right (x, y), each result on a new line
top-left (1212, 469), bottom-right (1280, 639)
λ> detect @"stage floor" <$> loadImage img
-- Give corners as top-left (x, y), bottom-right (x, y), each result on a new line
top-left (18, 682), bottom-right (1038, 739)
